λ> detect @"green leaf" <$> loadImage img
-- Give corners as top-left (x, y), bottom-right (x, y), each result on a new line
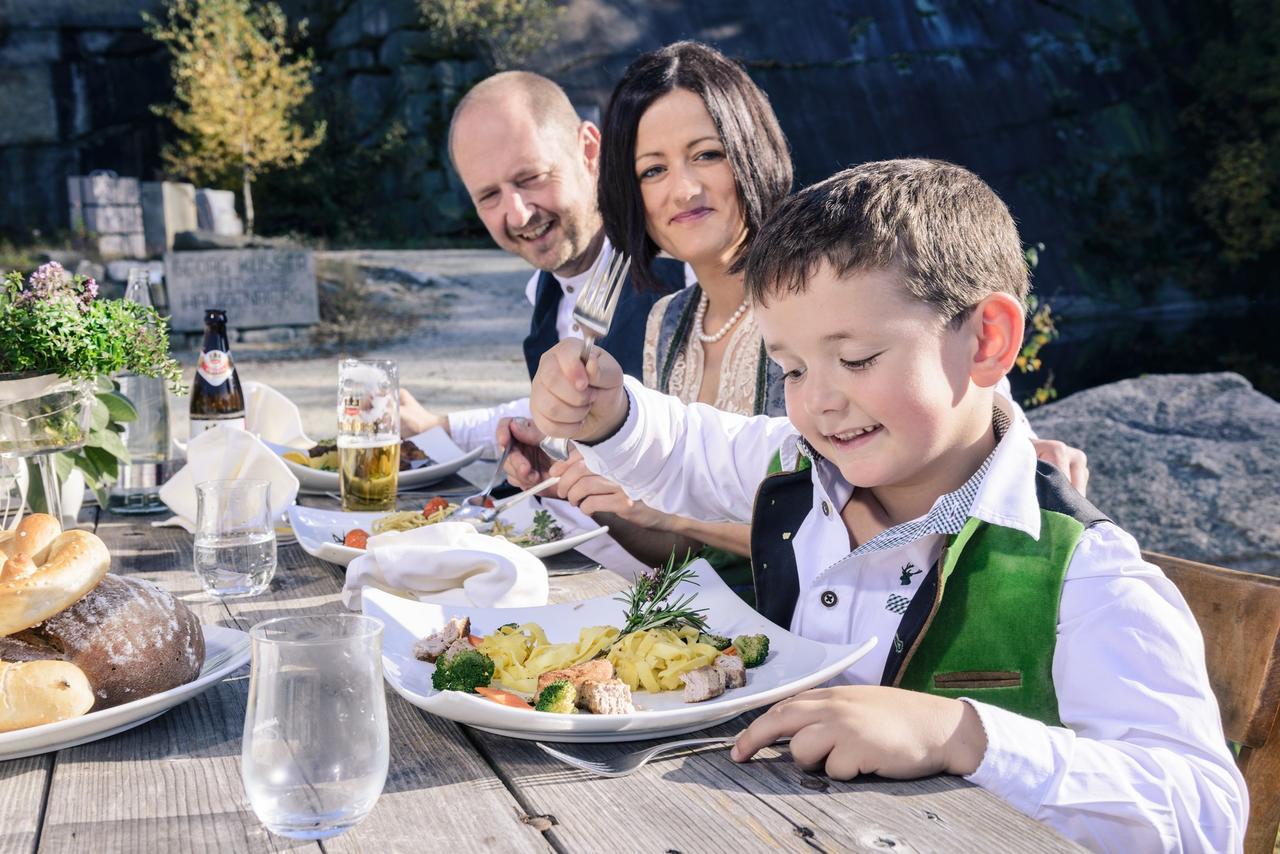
top-left (90, 397), bottom-right (110, 432)
top-left (83, 446), bottom-right (121, 482)
top-left (99, 390), bottom-right (138, 423)
top-left (86, 427), bottom-right (131, 463)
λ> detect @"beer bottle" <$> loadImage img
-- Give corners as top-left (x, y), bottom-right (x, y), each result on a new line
top-left (189, 308), bottom-right (246, 436)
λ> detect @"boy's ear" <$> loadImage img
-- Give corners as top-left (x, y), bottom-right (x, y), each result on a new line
top-left (969, 293), bottom-right (1025, 389)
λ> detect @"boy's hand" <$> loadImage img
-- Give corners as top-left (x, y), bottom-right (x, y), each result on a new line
top-left (732, 686), bottom-right (988, 780)
top-left (529, 339), bottom-right (627, 444)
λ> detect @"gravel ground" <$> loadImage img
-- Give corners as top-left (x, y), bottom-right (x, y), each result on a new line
top-left (172, 248), bottom-right (538, 485)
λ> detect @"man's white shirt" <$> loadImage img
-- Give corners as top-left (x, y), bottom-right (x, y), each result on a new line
top-left (573, 376), bottom-right (1247, 853)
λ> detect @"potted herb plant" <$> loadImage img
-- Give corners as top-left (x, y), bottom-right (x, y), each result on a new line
top-left (0, 262), bottom-right (184, 520)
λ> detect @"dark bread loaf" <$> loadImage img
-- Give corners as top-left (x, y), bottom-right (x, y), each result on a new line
top-left (1, 575), bottom-right (205, 709)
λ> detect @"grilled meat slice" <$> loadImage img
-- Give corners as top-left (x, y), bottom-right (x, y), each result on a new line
top-left (681, 665), bottom-right (727, 703)
top-left (713, 654), bottom-right (746, 689)
top-left (577, 679), bottom-right (636, 715)
top-left (412, 616), bottom-right (471, 663)
top-left (536, 658), bottom-right (614, 694)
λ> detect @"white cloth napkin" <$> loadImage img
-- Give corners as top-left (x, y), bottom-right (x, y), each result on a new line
top-left (342, 522), bottom-right (549, 610)
top-left (243, 380), bottom-right (315, 450)
top-left (156, 424), bottom-right (300, 531)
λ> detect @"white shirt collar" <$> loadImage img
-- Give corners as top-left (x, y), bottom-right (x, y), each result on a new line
top-left (523, 236), bottom-right (612, 306)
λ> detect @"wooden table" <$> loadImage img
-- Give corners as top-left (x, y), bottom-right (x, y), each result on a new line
top-left (0, 503), bottom-right (1085, 853)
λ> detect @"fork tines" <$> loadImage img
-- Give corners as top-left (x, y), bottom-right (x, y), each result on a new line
top-left (575, 247), bottom-right (632, 342)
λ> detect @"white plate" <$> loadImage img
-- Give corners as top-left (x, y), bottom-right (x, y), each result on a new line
top-left (0, 625), bottom-right (250, 761)
top-left (289, 500), bottom-right (612, 568)
top-left (362, 559), bottom-right (876, 742)
top-left (266, 427), bottom-right (484, 496)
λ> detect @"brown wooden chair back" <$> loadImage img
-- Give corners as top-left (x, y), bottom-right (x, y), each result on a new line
top-left (1145, 550), bottom-right (1280, 854)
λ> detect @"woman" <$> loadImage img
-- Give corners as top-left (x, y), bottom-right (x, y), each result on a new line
top-left (600, 41), bottom-right (790, 418)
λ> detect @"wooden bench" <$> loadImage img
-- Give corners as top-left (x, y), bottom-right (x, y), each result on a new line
top-left (1146, 551), bottom-right (1280, 854)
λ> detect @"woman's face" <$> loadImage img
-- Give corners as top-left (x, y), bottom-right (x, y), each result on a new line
top-left (634, 88), bottom-right (746, 272)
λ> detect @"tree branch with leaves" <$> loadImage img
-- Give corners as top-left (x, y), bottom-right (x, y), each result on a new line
top-left (146, 0), bottom-right (326, 235)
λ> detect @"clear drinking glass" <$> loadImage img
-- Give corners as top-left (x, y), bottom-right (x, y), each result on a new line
top-left (193, 479), bottom-right (277, 597)
top-left (242, 614), bottom-right (389, 840)
top-left (336, 359), bottom-right (399, 512)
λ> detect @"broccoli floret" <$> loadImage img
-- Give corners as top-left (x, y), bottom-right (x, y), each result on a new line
top-left (431, 648), bottom-right (495, 693)
top-left (698, 631), bottom-right (732, 651)
top-left (732, 634), bottom-right (770, 668)
top-left (534, 679), bottom-right (577, 713)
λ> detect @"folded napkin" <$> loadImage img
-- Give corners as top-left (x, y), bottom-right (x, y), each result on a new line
top-left (243, 380), bottom-right (316, 450)
top-left (342, 522), bottom-right (549, 611)
top-left (157, 424), bottom-right (300, 531)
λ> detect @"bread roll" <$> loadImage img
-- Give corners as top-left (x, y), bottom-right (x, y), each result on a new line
top-left (0, 516), bottom-right (111, 637)
top-left (0, 659), bottom-right (95, 732)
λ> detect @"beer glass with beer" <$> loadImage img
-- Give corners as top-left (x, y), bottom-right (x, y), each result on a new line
top-left (337, 360), bottom-right (400, 512)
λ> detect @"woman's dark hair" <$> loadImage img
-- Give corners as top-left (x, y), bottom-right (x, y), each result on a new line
top-left (598, 41), bottom-right (793, 290)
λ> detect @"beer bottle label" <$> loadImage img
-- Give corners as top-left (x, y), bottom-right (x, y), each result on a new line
top-left (197, 350), bottom-right (234, 387)
top-left (190, 416), bottom-right (247, 436)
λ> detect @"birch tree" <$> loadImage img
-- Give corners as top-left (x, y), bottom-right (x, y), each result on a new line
top-left (147, 0), bottom-right (325, 235)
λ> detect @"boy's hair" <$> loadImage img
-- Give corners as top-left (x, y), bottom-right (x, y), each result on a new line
top-left (744, 159), bottom-right (1029, 323)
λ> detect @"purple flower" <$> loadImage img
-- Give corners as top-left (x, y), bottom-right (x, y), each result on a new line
top-left (79, 277), bottom-right (98, 306)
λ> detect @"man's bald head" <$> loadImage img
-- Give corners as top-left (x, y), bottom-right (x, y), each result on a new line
top-left (448, 71), bottom-right (583, 166)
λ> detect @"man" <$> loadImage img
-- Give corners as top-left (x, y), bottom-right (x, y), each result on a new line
top-left (400, 71), bottom-right (686, 454)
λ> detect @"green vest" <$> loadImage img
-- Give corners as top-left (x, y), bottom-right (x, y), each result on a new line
top-left (750, 451), bottom-right (1107, 727)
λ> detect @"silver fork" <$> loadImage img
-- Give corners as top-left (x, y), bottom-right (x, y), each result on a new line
top-left (540, 246), bottom-right (632, 462)
top-left (535, 735), bottom-right (790, 778)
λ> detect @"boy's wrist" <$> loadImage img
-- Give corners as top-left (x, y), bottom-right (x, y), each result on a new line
top-left (945, 699), bottom-right (989, 776)
top-left (578, 388), bottom-right (630, 446)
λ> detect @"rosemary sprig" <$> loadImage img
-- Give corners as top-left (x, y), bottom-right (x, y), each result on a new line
top-left (614, 550), bottom-right (709, 637)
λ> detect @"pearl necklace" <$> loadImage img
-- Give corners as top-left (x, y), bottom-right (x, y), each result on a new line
top-left (694, 293), bottom-right (750, 344)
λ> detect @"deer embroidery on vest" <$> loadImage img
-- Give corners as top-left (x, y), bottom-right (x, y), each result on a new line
top-left (899, 562), bottom-right (922, 586)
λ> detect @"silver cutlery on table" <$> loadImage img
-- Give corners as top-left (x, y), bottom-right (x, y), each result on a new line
top-left (535, 736), bottom-right (791, 778)
top-left (540, 247), bottom-right (632, 462)
top-left (452, 476), bottom-right (560, 528)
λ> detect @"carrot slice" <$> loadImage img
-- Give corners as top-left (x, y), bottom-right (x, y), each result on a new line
top-left (467, 634), bottom-right (485, 647)
top-left (475, 687), bottom-right (532, 709)
top-left (722, 646), bottom-right (736, 657)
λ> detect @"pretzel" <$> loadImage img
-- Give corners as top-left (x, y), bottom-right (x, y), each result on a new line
top-left (0, 514), bottom-right (111, 637)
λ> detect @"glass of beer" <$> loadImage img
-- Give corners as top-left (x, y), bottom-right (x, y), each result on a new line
top-left (337, 359), bottom-right (400, 512)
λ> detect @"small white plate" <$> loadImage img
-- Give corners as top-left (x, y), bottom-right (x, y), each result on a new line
top-left (0, 625), bottom-right (251, 761)
top-left (362, 559), bottom-right (876, 742)
top-left (266, 427), bottom-right (484, 496)
top-left (289, 500), bottom-right (611, 568)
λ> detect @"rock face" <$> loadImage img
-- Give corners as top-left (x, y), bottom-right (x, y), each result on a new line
top-left (1028, 373), bottom-right (1280, 575)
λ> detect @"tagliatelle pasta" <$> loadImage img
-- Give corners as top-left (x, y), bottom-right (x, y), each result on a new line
top-left (478, 623), bottom-right (620, 694)
top-left (606, 626), bottom-right (721, 693)
top-left (371, 503), bottom-right (456, 534)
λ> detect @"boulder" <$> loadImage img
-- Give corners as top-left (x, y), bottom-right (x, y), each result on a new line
top-left (1028, 373), bottom-right (1280, 575)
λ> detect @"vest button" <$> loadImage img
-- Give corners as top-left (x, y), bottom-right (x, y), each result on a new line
top-left (820, 590), bottom-right (837, 608)
top-left (821, 500), bottom-right (830, 516)
top-left (567, 285), bottom-right (575, 293)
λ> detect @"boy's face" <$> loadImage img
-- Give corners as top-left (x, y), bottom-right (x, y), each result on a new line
top-left (757, 263), bottom-right (992, 492)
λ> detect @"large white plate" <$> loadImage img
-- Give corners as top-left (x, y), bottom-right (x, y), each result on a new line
top-left (362, 559), bottom-right (876, 742)
top-left (266, 427), bottom-right (484, 496)
top-left (0, 625), bottom-right (250, 761)
top-left (289, 500), bottom-right (612, 568)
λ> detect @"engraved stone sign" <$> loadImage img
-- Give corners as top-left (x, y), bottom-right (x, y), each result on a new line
top-left (164, 249), bottom-right (318, 332)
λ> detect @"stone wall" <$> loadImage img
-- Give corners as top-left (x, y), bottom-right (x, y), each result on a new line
top-left (0, 0), bottom-right (1192, 300)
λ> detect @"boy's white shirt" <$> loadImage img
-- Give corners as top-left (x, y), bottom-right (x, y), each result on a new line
top-left (575, 376), bottom-right (1247, 853)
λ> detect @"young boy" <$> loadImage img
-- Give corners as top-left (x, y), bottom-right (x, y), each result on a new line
top-left (528, 160), bottom-right (1247, 851)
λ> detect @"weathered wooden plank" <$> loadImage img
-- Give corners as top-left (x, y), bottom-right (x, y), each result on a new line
top-left (0, 754), bottom-right (50, 854)
top-left (35, 513), bottom-right (548, 853)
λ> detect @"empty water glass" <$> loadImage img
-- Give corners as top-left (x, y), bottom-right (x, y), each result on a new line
top-left (193, 479), bottom-right (277, 597)
top-left (242, 614), bottom-right (389, 840)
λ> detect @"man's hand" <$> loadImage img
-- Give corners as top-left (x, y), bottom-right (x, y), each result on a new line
top-left (496, 417), bottom-right (555, 489)
top-left (399, 389), bottom-right (447, 437)
top-left (732, 686), bottom-right (988, 780)
top-left (1031, 438), bottom-right (1089, 496)
top-left (530, 339), bottom-right (627, 444)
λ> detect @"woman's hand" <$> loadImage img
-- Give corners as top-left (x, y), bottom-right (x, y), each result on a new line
top-left (550, 453), bottom-right (669, 529)
top-left (1031, 438), bottom-right (1089, 496)
top-left (496, 417), bottom-right (556, 489)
